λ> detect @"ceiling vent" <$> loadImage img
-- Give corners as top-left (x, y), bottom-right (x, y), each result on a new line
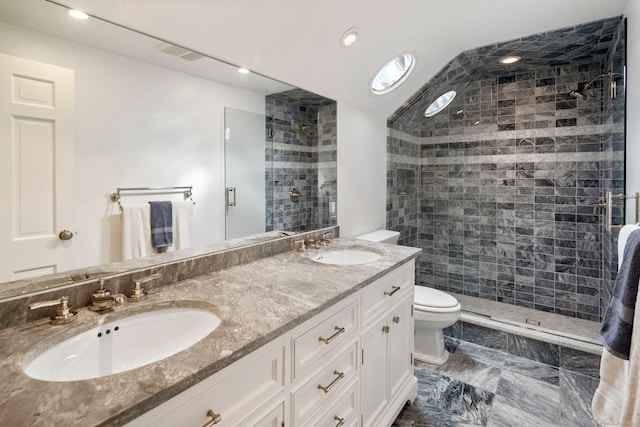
top-left (155, 42), bottom-right (204, 62)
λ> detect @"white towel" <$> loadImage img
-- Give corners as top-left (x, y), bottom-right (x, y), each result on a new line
top-left (172, 201), bottom-right (194, 250)
top-left (121, 203), bottom-right (154, 260)
top-left (592, 223), bottom-right (640, 424)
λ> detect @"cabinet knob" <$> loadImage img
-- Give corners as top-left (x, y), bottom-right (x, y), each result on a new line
top-left (393, 315), bottom-right (400, 324)
top-left (201, 409), bottom-right (222, 426)
top-left (382, 325), bottom-right (390, 334)
top-left (334, 415), bottom-right (345, 427)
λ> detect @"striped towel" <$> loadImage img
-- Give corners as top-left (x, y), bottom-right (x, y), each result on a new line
top-left (149, 201), bottom-right (173, 249)
top-left (601, 228), bottom-right (640, 360)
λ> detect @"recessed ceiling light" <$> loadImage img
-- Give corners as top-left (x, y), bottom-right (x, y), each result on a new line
top-left (341, 27), bottom-right (360, 47)
top-left (499, 56), bottom-right (521, 64)
top-left (68, 9), bottom-right (89, 20)
top-left (238, 68), bottom-right (250, 74)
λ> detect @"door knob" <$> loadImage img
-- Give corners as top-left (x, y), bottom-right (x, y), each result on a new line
top-left (58, 230), bottom-right (74, 241)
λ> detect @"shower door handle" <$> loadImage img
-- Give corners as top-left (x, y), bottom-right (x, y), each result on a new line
top-left (226, 187), bottom-right (236, 207)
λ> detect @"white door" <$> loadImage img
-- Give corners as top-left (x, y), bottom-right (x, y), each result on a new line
top-left (0, 53), bottom-right (75, 282)
top-left (224, 107), bottom-right (266, 239)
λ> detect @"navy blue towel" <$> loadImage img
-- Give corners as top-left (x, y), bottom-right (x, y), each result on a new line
top-left (601, 229), bottom-right (640, 360)
top-left (149, 201), bottom-right (173, 248)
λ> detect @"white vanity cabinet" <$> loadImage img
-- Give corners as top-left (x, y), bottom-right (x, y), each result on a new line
top-left (126, 338), bottom-right (286, 427)
top-left (128, 259), bottom-right (416, 427)
top-left (360, 262), bottom-right (416, 427)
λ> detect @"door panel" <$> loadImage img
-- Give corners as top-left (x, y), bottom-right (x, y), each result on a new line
top-left (0, 53), bottom-right (75, 282)
top-left (224, 107), bottom-right (266, 239)
top-left (360, 318), bottom-right (389, 426)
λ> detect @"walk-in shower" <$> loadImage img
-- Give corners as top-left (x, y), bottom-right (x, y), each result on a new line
top-left (386, 16), bottom-right (626, 346)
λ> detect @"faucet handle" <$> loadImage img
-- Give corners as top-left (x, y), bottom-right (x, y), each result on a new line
top-left (317, 232), bottom-right (333, 245)
top-left (29, 296), bottom-right (77, 325)
top-left (293, 239), bottom-right (306, 252)
top-left (129, 273), bottom-right (161, 302)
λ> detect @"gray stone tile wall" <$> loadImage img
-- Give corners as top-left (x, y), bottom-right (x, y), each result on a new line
top-left (388, 58), bottom-right (626, 321)
top-left (265, 93), bottom-right (337, 232)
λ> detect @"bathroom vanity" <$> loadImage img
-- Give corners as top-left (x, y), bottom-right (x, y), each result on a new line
top-left (0, 237), bottom-right (420, 426)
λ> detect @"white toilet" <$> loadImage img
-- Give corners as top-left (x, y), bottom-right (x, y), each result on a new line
top-left (356, 229), bottom-right (461, 365)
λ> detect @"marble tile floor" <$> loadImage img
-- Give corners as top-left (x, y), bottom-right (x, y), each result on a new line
top-left (392, 338), bottom-right (600, 427)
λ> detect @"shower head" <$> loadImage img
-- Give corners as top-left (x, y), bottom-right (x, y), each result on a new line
top-left (569, 89), bottom-right (587, 99)
top-left (568, 70), bottom-right (624, 100)
top-left (293, 118), bottom-right (311, 136)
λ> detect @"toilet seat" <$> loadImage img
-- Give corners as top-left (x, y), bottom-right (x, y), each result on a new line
top-left (414, 286), bottom-right (461, 313)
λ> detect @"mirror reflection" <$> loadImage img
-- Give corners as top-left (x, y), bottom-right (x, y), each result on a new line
top-left (0, 0), bottom-right (336, 296)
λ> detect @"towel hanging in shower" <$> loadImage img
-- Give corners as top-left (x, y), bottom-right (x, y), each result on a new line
top-left (600, 228), bottom-right (640, 359)
top-left (592, 224), bottom-right (640, 426)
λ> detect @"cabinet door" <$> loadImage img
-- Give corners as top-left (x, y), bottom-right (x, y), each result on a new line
top-left (360, 317), bottom-right (389, 427)
top-left (388, 296), bottom-right (413, 398)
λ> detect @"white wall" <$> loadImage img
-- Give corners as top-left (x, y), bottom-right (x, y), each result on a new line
top-left (0, 22), bottom-right (265, 268)
top-left (625, 2), bottom-right (640, 221)
top-left (336, 103), bottom-right (387, 237)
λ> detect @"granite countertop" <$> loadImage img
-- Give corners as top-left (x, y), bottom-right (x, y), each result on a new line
top-left (0, 239), bottom-right (420, 426)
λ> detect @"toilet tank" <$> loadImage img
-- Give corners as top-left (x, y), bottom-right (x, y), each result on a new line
top-left (356, 229), bottom-right (400, 245)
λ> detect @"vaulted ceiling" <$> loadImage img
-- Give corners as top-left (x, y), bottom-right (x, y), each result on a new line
top-left (23, 0), bottom-right (634, 118)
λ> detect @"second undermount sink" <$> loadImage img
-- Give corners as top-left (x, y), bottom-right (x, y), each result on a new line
top-left (24, 307), bottom-right (221, 382)
top-left (309, 248), bottom-right (382, 265)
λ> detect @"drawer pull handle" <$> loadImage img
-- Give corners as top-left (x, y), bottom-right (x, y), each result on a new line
top-left (202, 409), bottom-right (222, 426)
top-left (393, 315), bottom-right (400, 324)
top-left (384, 285), bottom-right (401, 297)
top-left (382, 325), bottom-right (390, 333)
top-left (318, 370), bottom-right (344, 393)
top-left (334, 415), bottom-right (345, 427)
top-left (319, 326), bottom-right (345, 344)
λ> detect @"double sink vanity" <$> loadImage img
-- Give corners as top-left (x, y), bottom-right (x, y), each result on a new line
top-left (0, 228), bottom-right (420, 426)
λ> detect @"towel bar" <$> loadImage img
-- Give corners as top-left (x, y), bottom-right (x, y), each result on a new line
top-left (111, 186), bottom-right (195, 212)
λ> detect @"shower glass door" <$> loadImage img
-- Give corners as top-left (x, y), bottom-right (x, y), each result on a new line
top-left (224, 107), bottom-right (267, 239)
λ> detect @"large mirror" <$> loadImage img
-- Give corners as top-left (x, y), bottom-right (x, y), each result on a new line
top-left (0, 0), bottom-right (337, 298)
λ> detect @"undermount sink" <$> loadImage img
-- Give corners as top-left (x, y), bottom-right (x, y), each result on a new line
top-left (308, 248), bottom-right (382, 265)
top-left (24, 307), bottom-right (221, 382)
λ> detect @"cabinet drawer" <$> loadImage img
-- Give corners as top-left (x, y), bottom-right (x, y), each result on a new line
top-left (239, 400), bottom-right (284, 427)
top-left (292, 339), bottom-right (358, 426)
top-left (293, 300), bottom-right (358, 378)
top-left (362, 261), bottom-right (414, 322)
top-left (310, 380), bottom-right (359, 427)
top-left (128, 341), bottom-right (284, 427)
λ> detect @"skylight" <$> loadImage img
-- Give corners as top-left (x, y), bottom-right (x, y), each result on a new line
top-left (424, 90), bottom-right (456, 117)
top-left (370, 53), bottom-right (415, 95)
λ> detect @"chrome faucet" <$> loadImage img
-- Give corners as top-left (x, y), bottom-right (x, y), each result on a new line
top-left (88, 279), bottom-right (126, 312)
top-left (129, 273), bottom-right (161, 302)
top-left (29, 296), bottom-right (77, 324)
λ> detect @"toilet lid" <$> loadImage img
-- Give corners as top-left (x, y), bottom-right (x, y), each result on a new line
top-left (414, 286), bottom-right (459, 309)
